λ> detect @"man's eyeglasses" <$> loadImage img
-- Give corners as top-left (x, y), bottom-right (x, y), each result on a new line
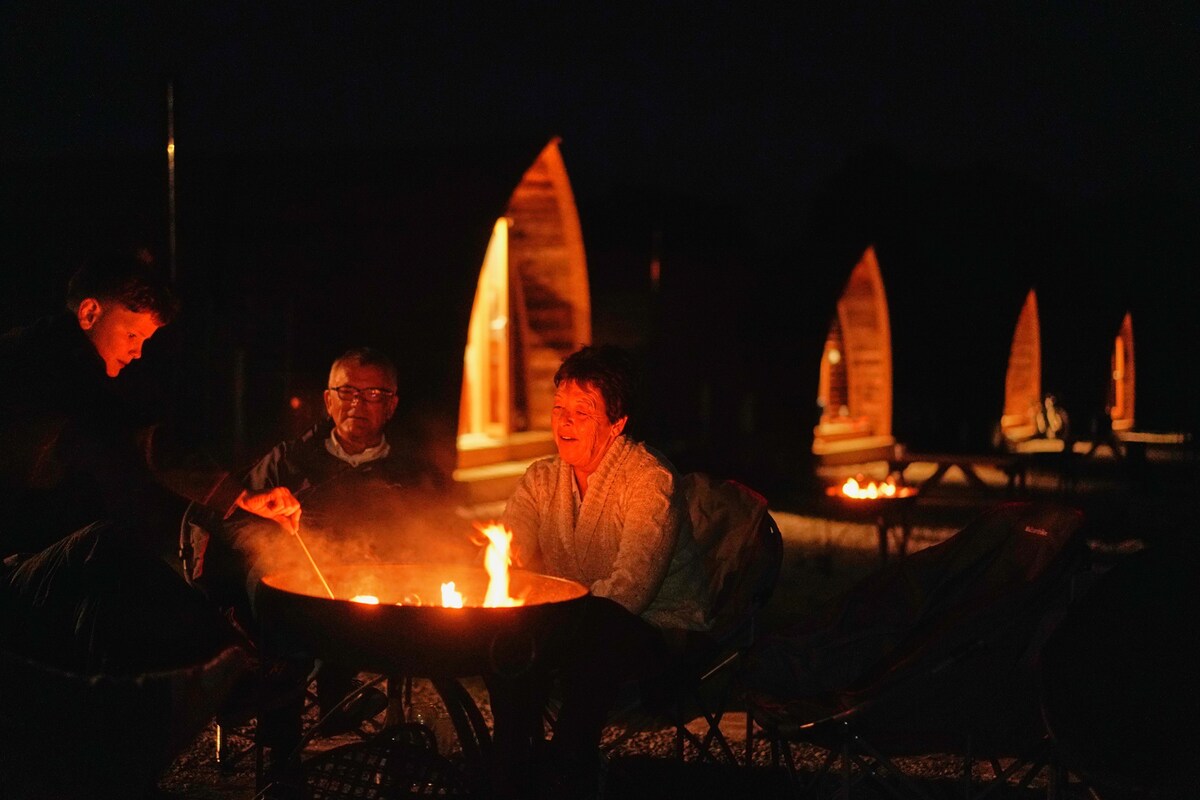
top-left (328, 385), bottom-right (396, 403)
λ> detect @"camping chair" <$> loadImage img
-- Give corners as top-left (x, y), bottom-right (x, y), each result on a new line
top-left (594, 472), bottom-right (784, 765)
top-left (1038, 541), bottom-right (1200, 799)
top-left (744, 500), bottom-right (1090, 798)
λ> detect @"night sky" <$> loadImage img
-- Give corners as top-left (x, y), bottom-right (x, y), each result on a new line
top-left (4, 5), bottom-right (1196, 218)
top-left (3, 3), bottom-right (1197, 483)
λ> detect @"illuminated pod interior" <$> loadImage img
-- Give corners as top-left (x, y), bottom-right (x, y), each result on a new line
top-left (812, 246), bottom-right (895, 460)
top-left (455, 139), bottom-right (591, 503)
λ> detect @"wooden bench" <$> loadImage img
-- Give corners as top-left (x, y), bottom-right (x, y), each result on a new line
top-left (1114, 430), bottom-right (1193, 462)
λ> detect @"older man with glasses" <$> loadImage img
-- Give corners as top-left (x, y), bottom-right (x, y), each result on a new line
top-left (324, 364), bottom-right (399, 457)
top-left (194, 346), bottom-right (461, 776)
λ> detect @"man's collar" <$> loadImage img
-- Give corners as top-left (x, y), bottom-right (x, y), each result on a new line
top-left (326, 430), bottom-right (391, 467)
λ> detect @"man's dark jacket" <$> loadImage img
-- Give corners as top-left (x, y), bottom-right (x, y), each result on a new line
top-left (194, 420), bottom-right (463, 617)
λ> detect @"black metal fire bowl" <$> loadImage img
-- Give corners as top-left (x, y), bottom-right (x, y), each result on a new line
top-left (256, 563), bottom-right (589, 677)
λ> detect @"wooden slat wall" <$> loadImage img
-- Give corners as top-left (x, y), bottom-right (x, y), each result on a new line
top-left (1002, 289), bottom-right (1041, 438)
top-left (506, 139), bottom-right (591, 431)
top-left (836, 246), bottom-right (893, 438)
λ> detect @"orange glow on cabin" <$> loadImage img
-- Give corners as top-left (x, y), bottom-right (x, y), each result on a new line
top-left (812, 246), bottom-right (894, 458)
top-left (1002, 290), bottom-right (1042, 442)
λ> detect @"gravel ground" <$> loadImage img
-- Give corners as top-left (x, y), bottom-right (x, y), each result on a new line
top-left (153, 453), bottom-right (1190, 798)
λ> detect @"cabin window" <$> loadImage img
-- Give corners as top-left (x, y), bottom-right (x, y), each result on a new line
top-left (1109, 312), bottom-right (1135, 431)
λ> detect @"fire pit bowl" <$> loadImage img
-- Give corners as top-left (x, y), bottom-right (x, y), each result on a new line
top-left (256, 563), bottom-right (589, 677)
top-left (823, 483), bottom-right (921, 564)
top-left (824, 483), bottom-right (919, 513)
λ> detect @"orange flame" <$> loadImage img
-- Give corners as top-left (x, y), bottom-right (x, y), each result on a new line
top-left (840, 474), bottom-right (915, 499)
top-left (336, 524), bottom-right (526, 608)
top-left (480, 523), bottom-right (522, 607)
top-left (441, 582), bottom-right (464, 608)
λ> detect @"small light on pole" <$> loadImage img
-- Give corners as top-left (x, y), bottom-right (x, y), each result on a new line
top-left (166, 82), bottom-right (177, 282)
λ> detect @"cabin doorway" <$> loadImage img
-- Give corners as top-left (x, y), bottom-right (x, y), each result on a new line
top-left (1109, 312), bottom-right (1135, 431)
top-left (460, 218), bottom-right (513, 444)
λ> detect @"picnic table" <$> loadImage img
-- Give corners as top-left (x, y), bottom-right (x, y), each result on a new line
top-left (887, 451), bottom-right (1030, 495)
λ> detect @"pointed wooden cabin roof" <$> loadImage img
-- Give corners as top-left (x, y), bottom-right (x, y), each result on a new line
top-left (838, 247), bottom-right (893, 438)
top-left (812, 246), bottom-right (894, 461)
top-left (1000, 289), bottom-right (1043, 442)
top-left (504, 140), bottom-right (592, 429)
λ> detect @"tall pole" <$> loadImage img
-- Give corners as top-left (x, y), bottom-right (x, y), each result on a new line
top-left (166, 82), bottom-right (177, 282)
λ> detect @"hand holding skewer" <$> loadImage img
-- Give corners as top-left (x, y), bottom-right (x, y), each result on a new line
top-left (237, 487), bottom-right (332, 597)
top-left (236, 486), bottom-right (302, 534)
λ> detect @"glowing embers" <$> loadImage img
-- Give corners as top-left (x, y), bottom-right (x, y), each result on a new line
top-left (838, 474), bottom-right (917, 500)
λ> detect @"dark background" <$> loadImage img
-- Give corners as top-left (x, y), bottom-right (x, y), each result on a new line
top-left (2, 3), bottom-right (1197, 497)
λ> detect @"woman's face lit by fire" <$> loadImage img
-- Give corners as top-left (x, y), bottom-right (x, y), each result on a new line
top-left (324, 361), bottom-right (398, 454)
top-left (551, 379), bottom-right (627, 478)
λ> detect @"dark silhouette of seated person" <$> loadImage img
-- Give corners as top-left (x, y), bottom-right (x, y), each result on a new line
top-left (1036, 393), bottom-right (1071, 444)
top-left (0, 245), bottom-right (300, 677)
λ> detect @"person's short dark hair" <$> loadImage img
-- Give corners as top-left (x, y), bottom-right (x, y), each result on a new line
top-left (65, 247), bottom-right (180, 324)
top-left (553, 345), bottom-right (638, 423)
top-left (330, 346), bottom-right (398, 388)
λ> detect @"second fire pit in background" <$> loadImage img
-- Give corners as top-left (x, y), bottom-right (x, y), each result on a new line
top-left (825, 476), bottom-right (920, 564)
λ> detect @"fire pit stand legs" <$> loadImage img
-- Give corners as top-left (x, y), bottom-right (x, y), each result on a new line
top-left (255, 674), bottom-right (494, 796)
top-left (385, 674), bottom-right (493, 768)
top-left (874, 511), bottom-right (913, 564)
top-left (430, 677), bottom-right (492, 768)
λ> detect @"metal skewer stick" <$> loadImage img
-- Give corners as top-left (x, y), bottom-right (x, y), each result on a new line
top-left (293, 523), bottom-right (335, 599)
